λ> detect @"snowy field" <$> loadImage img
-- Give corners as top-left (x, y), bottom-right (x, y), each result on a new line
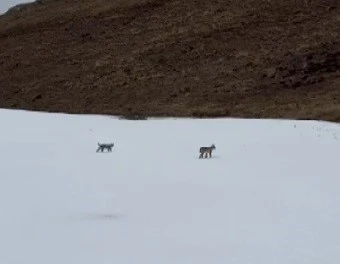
top-left (0, 109), bottom-right (339, 264)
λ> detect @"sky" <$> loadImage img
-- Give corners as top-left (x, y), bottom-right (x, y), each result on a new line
top-left (0, 0), bottom-right (34, 14)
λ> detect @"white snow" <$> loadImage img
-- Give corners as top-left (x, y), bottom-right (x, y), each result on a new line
top-left (0, 108), bottom-right (339, 264)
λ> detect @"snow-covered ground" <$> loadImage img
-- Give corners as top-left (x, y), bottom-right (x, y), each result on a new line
top-left (0, 109), bottom-right (339, 264)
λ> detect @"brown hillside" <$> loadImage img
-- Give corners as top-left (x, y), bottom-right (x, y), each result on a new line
top-left (0, 0), bottom-right (339, 120)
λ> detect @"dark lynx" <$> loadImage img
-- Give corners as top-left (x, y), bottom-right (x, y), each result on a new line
top-left (199, 144), bottom-right (216, 159)
top-left (96, 143), bottom-right (114, 152)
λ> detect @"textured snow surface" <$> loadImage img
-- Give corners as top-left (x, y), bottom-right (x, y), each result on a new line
top-left (0, 109), bottom-right (339, 264)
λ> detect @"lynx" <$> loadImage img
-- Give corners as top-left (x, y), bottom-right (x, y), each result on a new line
top-left (199, 144), bottom-right (216, 159)
top-left (96, 143), bottom-right (114, 153)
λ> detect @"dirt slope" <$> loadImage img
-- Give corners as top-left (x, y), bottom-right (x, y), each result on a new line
top-left (0, 0), bottom-right (339, 121)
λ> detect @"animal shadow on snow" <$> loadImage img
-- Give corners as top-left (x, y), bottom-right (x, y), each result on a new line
top-left (197, 155), bottom-right (221, 160)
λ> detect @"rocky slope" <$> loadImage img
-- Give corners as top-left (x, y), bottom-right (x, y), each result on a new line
top-left (0, 0), bottom-right (339, 120)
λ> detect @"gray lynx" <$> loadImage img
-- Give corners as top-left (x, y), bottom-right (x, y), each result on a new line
top-left (96, 143), bottom-right (114, 152)
top-left (199, 144), bottom-right (216, 159)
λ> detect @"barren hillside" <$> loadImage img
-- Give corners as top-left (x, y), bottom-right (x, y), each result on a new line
top-left (0, 0), bottom-right (339, 120)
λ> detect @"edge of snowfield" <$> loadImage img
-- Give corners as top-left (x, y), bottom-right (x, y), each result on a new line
top-left (0, 108), bottom-right (339, 264)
